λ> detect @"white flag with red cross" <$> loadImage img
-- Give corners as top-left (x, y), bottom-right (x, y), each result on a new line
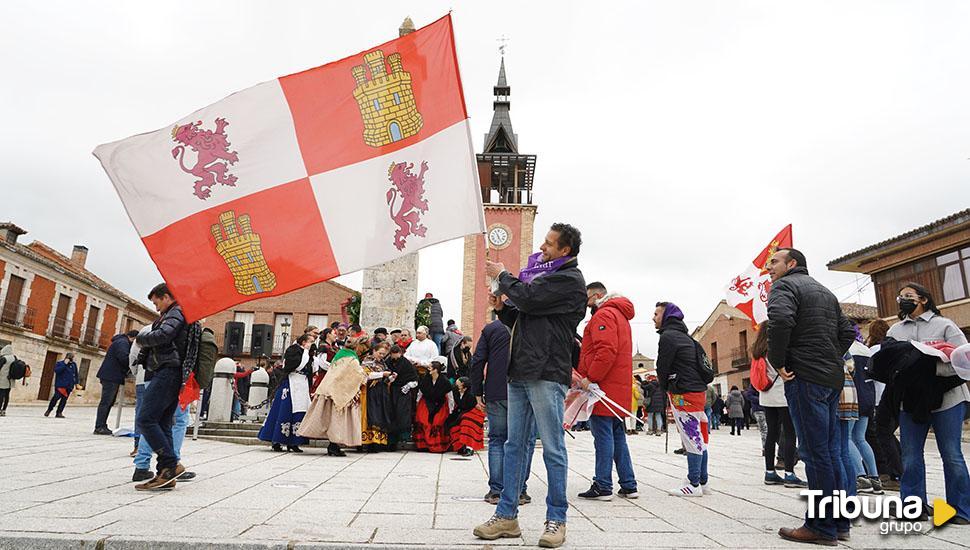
top-left (94, 15), bottom-right (484, 322)
top-left (724, 225), bottom-right (793, 327)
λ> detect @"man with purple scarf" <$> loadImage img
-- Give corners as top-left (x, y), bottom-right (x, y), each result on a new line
top-left (473, 223), bottom-right (587, 549)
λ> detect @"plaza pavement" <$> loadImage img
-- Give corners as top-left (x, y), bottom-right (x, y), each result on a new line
top-left (0, 404), bottom-right (967, 550)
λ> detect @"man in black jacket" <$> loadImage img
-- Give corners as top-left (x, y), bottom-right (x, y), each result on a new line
top-left (134, 283), bottom-right (189, 491)
top-left (474, 223), bottom-right (586, 549)
top-left (767, 249), bottom-right (855, 546)
top-left (94, 330), bottom-right (138, 435)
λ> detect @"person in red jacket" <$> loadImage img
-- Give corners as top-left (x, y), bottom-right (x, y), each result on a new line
top-left (576, 282), bottom-right (639, 501)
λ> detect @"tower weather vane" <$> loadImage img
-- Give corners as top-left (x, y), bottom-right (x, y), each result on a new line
top-left (497, 34), bottom-right (509, 56)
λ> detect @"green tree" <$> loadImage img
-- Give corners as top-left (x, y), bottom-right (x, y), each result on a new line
top-left (346, 293), bottom-right (362, 325)
top-left (414, 298), bottom-right (431, 330)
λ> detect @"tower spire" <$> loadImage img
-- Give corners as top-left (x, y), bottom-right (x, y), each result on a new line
top-left (483, 55), bottom-right (516, 153)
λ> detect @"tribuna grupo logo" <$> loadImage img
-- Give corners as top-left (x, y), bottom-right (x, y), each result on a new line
top-left (802, 490), bottom-right (958, 535)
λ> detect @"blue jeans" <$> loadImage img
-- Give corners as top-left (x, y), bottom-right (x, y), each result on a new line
top-left (486, 400), bottom-right (536, 495)
top-left (848, 415), bottom-right (878, 478)
top-left (709, 409), bottom-right (720, 430)
top-left (899, 403), bottom-right (970, 520)
top-left (839, 420), bottom-right (858, 496)
top-left (648, 411), bottom-right (665, 432)
top-left (431, 332), bottom-right (444, 354)
top-left (496, 379), bottom-right (568, 523)
top-left (589, 415), bottom-right (637, 493)
top-left (134, 369), bottom-right (182, 473)
top-left (785, 378), bottom-right (847, 540)
top-left (687, 450), bottom-right (709, 486)
top-left (135, 382), bottom-right (191, 470)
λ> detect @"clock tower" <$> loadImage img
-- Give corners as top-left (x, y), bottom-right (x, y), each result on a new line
top-left (460, 57), bottom-right (537, 343)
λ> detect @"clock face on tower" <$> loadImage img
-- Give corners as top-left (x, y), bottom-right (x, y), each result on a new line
top-left (487, 224), bottom-right (512, 250)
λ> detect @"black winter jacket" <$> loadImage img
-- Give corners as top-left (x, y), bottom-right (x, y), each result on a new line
top-left (496, 258), bottom-right (587, 386)
top-left (766, 267), bottom-right (856, 389)
top-left (97, 334), bottom-right (131, 384)
top-left (869, 338), bottom-right (965, 423)
top-left (656, 317), bottom-right (708, 394)
top-left (469, 319), bottom-right (511, 401)
top-left (137, 303), bottom-right (187, 377)
top-left (427, 298), bottom-right (444, 334)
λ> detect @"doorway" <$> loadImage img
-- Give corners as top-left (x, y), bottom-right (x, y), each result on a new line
top-left (38, 350), bottom-right (60, 400)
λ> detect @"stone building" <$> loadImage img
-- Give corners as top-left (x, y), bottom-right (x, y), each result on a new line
top-left (828, 208), bottom-right (970, 337)
top-left (204, 280), bottom-right (357, 367)
top-left (0, 222), bottom-right (155, 404)
top-left (693, 300), bottom-right (878, 394)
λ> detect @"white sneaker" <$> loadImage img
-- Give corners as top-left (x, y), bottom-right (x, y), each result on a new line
top-left (700, 482), bottom-right (711, 495)
top-left (669, 483), bottom-right (703, 497)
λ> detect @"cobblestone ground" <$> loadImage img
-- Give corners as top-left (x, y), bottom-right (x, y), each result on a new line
top-left (0, 404), bottom-right (967, 549)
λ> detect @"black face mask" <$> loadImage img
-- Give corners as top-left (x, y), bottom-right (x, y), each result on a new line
top-left (898, 298), bottom-right (918, 316)
top-left (589, 305), bottom-right (598, 316)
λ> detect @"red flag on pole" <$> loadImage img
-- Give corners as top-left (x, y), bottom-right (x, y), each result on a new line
top-left (724, 225), bottom-right (793, 327)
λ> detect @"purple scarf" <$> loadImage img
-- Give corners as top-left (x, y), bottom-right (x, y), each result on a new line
top-left (518, 252), bottom-right (573, 284)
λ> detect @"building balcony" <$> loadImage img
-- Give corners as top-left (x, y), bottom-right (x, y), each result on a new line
top-left (48, 316), bottom-right (78, 341)
top-left (0, 303), bottom-right (35, 331)
top-left (730, 346), bottom-right (752, 369)
top-left (82, 327), bottom-right (101, 348)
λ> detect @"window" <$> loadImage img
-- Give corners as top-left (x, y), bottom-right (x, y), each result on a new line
top-left (77, 358), bottom-right (91, 389)
top-left (937, 248), bottom-right (970, 303)
top-left (2, 275), bottom-right (26, 324)
top-left (83, 305), bottom-right (100, 346)
top-left (739, 330), bottom-right (748, 353)
top-left (307, 314), bottom-right (328, 332)
top-left (372, 98), bottom-right (380, 112)
top-left (710, 341), bottom-right (719, 373)
top-left (392, 92), bottom-right (401, 105)
top-left (273, 313), bottom-right (293, 354)
top-left (234, 311), bottom-right (255, 351)
top-left (873, 257), bottom-right (943, 317)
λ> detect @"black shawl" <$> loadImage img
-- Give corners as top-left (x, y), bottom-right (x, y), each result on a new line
top-left (419, 373), bottom-right (452, 418)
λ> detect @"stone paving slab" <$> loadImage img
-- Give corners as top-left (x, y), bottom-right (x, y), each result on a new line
top-left (0, 404), bottom-right (967, 549)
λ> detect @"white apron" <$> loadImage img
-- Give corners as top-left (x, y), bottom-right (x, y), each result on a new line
top-left (288, 348), bottom-right (311, 413)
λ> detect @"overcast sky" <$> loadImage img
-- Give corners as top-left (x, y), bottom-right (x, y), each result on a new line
top-left (3, 1), bottom-right (969, 356)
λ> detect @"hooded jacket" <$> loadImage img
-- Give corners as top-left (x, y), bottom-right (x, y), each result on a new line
top-left (766, 266), bottom-right (856, 389)
top-left (577, 294), bottom-right (635, 417)
top-left (136, 303), bottom-right (188, 375)
top-left (725, 389), bottom-right (745, 418)
top-left (425, 298), bottom-right (444, 334)
top-left (469, 319), bottom-right (511, 402)
top-left (96, 334), bottom-right (132, 384)
top-left (0, 345), bottom-right (14, 390)
top-left (496, 258), bottom-right (587, 386)
top-left (656, 309), bottom-right (708, 394)
top-left (54, 359), bottom-right (78, 389)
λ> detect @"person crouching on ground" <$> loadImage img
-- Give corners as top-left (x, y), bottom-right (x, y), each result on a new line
top-left (655, 301), bottom-right (712, 497)
top-left (576, 282), bottom-right (639, 501)
top-left (413, 358), bottom-right (452, 453)
top-left (446, 376), bottom-right (484, 457)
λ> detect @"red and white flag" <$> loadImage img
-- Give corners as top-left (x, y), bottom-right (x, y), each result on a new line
top-left (724, 225), bottom-right (793, 326)
top-left (93, 15), bottom-right (484, 322)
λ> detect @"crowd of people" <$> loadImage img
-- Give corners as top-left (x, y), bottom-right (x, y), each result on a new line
top-left (6, 222), bottom-right (968, 550)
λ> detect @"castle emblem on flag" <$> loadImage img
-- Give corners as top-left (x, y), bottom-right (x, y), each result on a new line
top-left (387, 161), bottom-right (429, 251)
top-left (352, 50), bottom-right (424, 147)
top-left (171, 118), bottom-right (239, 200)
top-left (210, 211), bottom-right (277, 295)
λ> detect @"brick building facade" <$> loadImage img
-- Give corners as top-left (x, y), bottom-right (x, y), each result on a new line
top-left (204, 280), bottom-right (357, 367)
top-left (0, 222), bottom-right (155, 404)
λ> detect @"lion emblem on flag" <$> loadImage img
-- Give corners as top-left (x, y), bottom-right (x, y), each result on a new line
top-left (387, 160), bottom-right (429, 251)
top-left (171, 118), bottom-right (239, 200)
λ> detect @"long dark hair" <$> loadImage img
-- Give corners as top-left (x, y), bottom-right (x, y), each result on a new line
top-left (897, 282), bottom-right (941, 320)
top-left (750, 327), bottom-right (768, 360)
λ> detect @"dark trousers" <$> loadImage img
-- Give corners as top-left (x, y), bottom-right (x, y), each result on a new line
top-left (874, 395), bottom-right (903, 478)
top-left (135, 368), bottom-right (181, 473)
top-left (764, 406), bottom-right (797, 472)
top-left (95, 380), bottom-right (120, 430)
top-left (785, 378), bottom-right (848, 540)
top-left (730, 417), bottom-right (744, 434)
top-left (0, 388), bottom-right (10, 411)
top-left (47, 390), bottom-right (69, 415)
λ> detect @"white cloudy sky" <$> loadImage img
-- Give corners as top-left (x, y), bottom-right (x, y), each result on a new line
top-left (3, 1), bottom-right (969, 356)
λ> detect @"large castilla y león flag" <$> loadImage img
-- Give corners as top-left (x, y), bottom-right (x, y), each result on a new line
top-left (724, 224), bottom-right (793, 327)
top-left (93, 15), bottom-right (484, 322)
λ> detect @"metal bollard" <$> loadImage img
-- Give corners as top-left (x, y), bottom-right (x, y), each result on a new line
top-left (248, 368), bottom-right (269, 415)
top-left (208, 358), bottom-right (236, 423)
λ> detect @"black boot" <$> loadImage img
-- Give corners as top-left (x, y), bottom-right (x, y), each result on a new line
top-left (287, 445), bottom-right (304, 453)
top-left (272, 443), bottom-right (284, 452)
top-left (327, 443), bottom-right (346, 457)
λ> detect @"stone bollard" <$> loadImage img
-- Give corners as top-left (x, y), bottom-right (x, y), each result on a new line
top-left (248, 367), bottom-right (270, 416)
top-left (208, 358), bottom-right (237, 423)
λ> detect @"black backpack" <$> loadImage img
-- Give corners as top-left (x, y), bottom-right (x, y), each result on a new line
top-left (692, 341), bottom-right (716, 385)
top-left (7, 357), bottom-right (29, 381)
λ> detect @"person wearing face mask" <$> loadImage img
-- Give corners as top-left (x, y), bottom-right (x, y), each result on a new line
top-left (885, 283), bottom-right (970, 525)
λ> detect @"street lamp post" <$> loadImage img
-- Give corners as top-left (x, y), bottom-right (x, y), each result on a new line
top-left (280, 318), bottom-right (291, 353)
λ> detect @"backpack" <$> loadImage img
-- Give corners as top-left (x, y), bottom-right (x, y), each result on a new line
top-left (195, 330), bottom-right (218, 389)
top-left (691, 341), bottom-right (715, 385)
top-left (7, 357), bottom-right (30, 381)
top-left (750, 357), bottom-right (777, 392)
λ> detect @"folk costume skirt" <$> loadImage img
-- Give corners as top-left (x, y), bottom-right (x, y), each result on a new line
top-left (258, 378), bottom-right (308, 447)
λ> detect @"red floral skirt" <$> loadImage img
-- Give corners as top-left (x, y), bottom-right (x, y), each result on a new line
top-left (413, 399), bottom-right (450, 453)
top-left (450, 408), bottom-right (485, 451)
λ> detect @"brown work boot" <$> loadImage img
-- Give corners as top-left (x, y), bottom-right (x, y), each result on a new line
top-left (173, 462), bottom-right (186, 479)
top-left (473, 515), bottom-right (521, 540)
top-left (778, 526), bottom-right (836, 546)
top-left (135, 468), bottom-right (178, 491)
top-left (538, 520), bottom-right (566, 548)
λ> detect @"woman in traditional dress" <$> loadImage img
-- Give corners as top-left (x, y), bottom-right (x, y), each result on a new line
top-left (385, 345), bottom-right (419, 450)
top-left (446, 376), bottom-right (485, 457)
top-left (412, 357), bottom-right (453, 453)
top-left (361, 341), bottom-right (393, 452)
top-left (258, 333), bottom-right (313, 452)
top-left (298, 337), bottom-right (368, 457)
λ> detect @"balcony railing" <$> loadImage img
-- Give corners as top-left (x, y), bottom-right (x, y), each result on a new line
top-left (82, 326), bottom-right (101, 347)
top-left (49, 316), bottom-right (77, 340)
top-left (730, 346), bottom-right (752, 369)
top-left (0, 303), bottom-right (35, 330)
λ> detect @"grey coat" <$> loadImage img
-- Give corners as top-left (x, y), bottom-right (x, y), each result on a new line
top-left (0, 344), bottom-right (13, 390)
top-left (725, 389), bottom-right (745, 419)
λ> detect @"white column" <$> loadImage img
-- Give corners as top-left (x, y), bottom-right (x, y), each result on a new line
top-left (248, 367), bottom-right (270, 416)
top-left (208, 358), bottom-right (236, 423)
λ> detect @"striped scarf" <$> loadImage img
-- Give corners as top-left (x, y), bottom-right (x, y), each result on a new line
top-left (181, 321), bottom-right (202, 385)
